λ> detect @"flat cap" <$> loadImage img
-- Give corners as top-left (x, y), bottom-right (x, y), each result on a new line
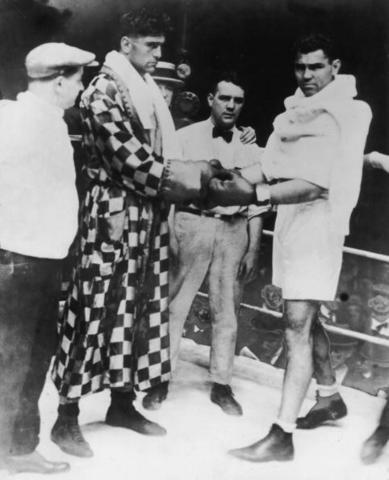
top-left (25, 42), bottom-right (98, 79)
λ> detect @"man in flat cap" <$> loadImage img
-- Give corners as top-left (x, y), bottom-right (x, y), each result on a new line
top-left (0, 42), bottom-right (96, 474)
top-left (50, 7), bottom-right (223, 458)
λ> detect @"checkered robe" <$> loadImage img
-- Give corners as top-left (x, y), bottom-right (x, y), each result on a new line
top-left (52, 69), bottom-right (171, 399)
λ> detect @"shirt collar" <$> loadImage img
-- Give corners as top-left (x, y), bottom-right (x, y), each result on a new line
top-left (17, 91), bottom-right (64, 119)
top-left (206, 117), bottom-right (238, 136)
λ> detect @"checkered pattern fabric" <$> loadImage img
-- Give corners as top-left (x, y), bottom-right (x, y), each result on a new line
top-left (51, 71), bottom-right (171, 399)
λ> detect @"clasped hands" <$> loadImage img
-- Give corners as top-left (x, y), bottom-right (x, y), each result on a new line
top-left (199, 160), bottom-right (256, 208)
top-left (161, 158), bottom-right (259, 206)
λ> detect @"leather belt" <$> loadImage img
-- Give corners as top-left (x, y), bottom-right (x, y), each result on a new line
top-left (176, 206), bottom-right (244, 221)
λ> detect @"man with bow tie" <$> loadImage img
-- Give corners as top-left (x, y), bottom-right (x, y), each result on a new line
top-left (142, 71), bottom-right (265, 414)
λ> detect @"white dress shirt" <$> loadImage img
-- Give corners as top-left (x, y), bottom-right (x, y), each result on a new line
top-left (0, 91), bottom-right (79, 259)
top-left (178, 118), bottom-right (263, 216)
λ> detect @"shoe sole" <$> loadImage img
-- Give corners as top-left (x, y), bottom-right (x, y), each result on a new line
top-left (105, 418), bottom-right (167, 436)
top-left (50, 434), bottom-right (94, 458)
top-left (229, 451), bottom-right (294, 463)
top-left (361, 453), bottom-right (382, 465)
top-left (360, 443), bottom-right (386, 465)
top-left (5, 460), bottom-right (71, 475)
top-left (210, 397), bottom-right (243, 416)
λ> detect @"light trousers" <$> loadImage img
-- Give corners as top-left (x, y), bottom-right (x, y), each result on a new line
top-left (169, 211), bottom-right (248, 384)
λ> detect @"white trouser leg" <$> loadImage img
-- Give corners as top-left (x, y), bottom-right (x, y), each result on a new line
top-left (208, 217), bottom-right (248, 385)
top-left (169, 212), bottom-right (215, 372)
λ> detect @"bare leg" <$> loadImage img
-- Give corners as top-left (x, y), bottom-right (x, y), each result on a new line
top-left (296, 317), bottom-right (347, 429)
top-left (277, 300), bottom-right (318, 424)
top-left (229, 299), bottom-right (317, 463)
top-left (312, 319), bottom-right (336, 386)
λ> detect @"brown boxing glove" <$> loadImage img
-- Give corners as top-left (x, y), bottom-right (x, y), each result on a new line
top-left (206, 169), bottom-right (256, 208)
top-left (160, 159), bottom-right (228, 203)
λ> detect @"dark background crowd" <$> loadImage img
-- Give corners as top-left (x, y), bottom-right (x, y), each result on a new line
top-left (0, 0), bottom-right (389, 396)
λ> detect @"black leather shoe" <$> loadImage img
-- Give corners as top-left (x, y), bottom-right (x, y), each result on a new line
top-left (51, 415), bottom-right (94, 458)
top-left (5, 451), bottom-right (70, 474)
top-left (360, 426), bottom-right (389, 465)
top-left (106, 403), bottom-right (167, 436)
top-left (229, 424), bottom-right (294, 462)
top-left (210, 383), bottom-right (243, 416)
top-left (297, 393), bottom-right (347, 429)
top-left (142, 382), bottom-right (169, 411)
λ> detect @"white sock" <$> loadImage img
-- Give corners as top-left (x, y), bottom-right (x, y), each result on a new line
top-left (275, 419), bottom-right (296, 433)
top-left (317, 383), bottom-right (338, 398)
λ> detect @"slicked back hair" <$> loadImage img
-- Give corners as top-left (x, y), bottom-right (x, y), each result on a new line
top-left (210, 71), bottom-right (245, 96)
top-left (117, 7), bottom-right (172, 45)
top-left (293, 33), bottom-right (338, 62)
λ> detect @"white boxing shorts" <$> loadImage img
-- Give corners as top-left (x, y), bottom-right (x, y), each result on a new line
top-left (272, 198), bottom-right (344, 301)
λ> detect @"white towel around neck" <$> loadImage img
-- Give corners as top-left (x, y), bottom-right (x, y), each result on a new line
top-left (266, 75), bottom-right (371, 235)
top-left (104, 50), bottom-right (182, 159)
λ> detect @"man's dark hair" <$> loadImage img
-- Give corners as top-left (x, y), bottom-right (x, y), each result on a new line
top-left (293, 33), bottom-right (338, 61)
top-left (118, 7), bottom-right (172, 41)
top-left (210, 71), bottom-right (245, 95)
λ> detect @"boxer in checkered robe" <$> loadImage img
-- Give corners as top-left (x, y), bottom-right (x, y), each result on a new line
top-left (52, 70), bottom-right (172, 401)
top-left (50, 8), bottom-right (220, 458)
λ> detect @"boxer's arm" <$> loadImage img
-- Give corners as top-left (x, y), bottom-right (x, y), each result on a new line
top-left (268, 179), bottom-right (326, 205)
top-left (207, 171), bottom-right (326, 207)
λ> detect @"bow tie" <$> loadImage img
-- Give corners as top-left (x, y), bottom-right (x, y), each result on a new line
top-left (212, 126), bottom-right (233, 143)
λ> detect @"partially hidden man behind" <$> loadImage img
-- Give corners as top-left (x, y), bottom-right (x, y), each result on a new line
top-left (143, 71), bottom-right (265, 415)
top-left (360, 150), bottom-right (389, 464)
top-left (207, 34), bottom-right (372, 461)
top-left (0, 43), bottom-right (96, 475)
top-left (51, 8), bottom-right (221, 458)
